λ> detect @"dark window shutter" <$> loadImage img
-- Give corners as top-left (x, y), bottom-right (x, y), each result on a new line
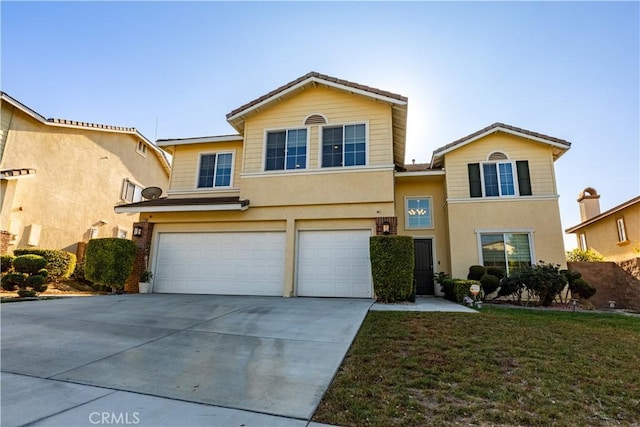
top-left (468, 163), bottom-right (482, 198)
top-left (516, 160), bottom-right (532, 196)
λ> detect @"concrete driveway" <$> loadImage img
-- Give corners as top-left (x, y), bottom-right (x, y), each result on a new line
top-left (1, 294), bottom-right (372, 426)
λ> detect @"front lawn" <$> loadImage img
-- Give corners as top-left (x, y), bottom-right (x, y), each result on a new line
top-left (314, 306), bottom-right (640, 426)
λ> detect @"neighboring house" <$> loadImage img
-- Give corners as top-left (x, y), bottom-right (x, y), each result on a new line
top-left (116, 72), bottom-right (570, 298)
top-left (566, 188), bottom-right (640, 262)
top-left (0, 92), bottom-right (171, 256)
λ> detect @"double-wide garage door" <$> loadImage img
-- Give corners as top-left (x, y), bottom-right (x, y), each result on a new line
top-left (153, 229), bottom-right (372, 298)
top-left (154, 232), bottom-right (286, 295)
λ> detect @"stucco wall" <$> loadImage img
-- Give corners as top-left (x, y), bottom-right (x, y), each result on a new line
top-left (575, 202), bottom-right (640, 262)
top-left (0, 106), bottom-right (169, 254)
top-left (242, 86), bottom-right (393, 173)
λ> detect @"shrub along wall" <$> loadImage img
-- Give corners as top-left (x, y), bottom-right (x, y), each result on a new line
top-left (13, 248), bottom-right (76, 281)
top-left (85, 238), bottom-right (137, 292)
top-left (370, 235), bottom-right (414, 303)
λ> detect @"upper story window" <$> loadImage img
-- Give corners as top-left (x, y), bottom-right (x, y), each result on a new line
top-left (136, 140), bottom-right (147, 157)
top-left (122, 178), bottom-right (143, 203)
top-left (579, 233), bottom-right (587, 250)
top-left (468, 159), bottom-right (531, 198)
top-left (322, 123), bottom-right (366, 168)
top-left (265, 129), bottom-right (307, 171)
top-left (616, 218), bottom-right (628, 242)
top-left (198, 152), bottom-right (233, 188)
top-left (405, 197), bottom-right (433, 229)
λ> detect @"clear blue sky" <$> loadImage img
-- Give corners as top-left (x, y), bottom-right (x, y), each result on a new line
top-left (2, 1), bottom-right (638, 250)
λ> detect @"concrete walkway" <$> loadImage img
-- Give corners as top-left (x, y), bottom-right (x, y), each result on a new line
top-left (2, 294), bottom-right (472, 427)
top-left (371, 296), bottom-right (478, 313)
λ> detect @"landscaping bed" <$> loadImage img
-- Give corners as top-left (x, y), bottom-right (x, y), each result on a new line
top-left (314, 306), bottom-right (640, 426)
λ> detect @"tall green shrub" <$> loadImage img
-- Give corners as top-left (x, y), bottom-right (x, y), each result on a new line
top-left (1, 254), bottom-right (15, 273)
top-left (85, 238), bottom-right (137, 291)
top-left (13, 248), bottom-right (76, 280)
top-left (370, 235), bottom-right (414, 303)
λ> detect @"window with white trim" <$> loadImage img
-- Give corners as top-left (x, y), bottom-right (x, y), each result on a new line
top-left (116, 228), bottom-right (128, 239)
top-left (616, 218), bottom-right (628, 242)
top-left (322, 123), bottom-right (366, 167)
top-left (122, 179), bottom-right (143, 203)
top-left (479, 232), bottom-right (533, 275)
top-left (579, 233), bottom-right (587, 250)
top-left (89, 227), bottom-right (99, 239)
top-left (468, 159), bottom-right (532, 198)
top-left (198, 152), bottom-right (233, 188)
top-left (136, 140), bottom-right (147, 156)
top-left (265, 129), bottom-right (307, 171)
top-left (405, 197), bottom-right (433, 229)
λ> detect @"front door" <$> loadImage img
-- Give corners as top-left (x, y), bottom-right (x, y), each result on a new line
top-left (414, 239), bottom-right (434, 295)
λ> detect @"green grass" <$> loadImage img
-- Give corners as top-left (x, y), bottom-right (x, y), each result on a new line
top-left (314, 307), bottom-right (640, 426)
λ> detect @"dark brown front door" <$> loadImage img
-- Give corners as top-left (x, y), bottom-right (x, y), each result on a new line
top-left (414, 239), bottom-right (434, 295)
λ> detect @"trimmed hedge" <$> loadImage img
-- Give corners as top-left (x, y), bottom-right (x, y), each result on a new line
top-left (370, 235), bottom-right (414, 303)
top-left (479, 273), bottom-right (500, 298)
top-left (467, 265), bottom-right (486, 280)
top-left (85, 238), bottom-right (137, 291)
top-left (13, 255), bottom-right (47, 274)
top-left (442, 279), bottom-right (477, 303)
top-left (13, 248), bottom-right (76, 280)
top-left (1, 254), bottom-right (15, 273)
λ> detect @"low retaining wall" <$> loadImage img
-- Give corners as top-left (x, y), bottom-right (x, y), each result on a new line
top-left (568, 260), bottom-right (640, 310)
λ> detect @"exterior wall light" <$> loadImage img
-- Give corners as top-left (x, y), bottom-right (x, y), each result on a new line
top-left (382, 221), bottom-right (390, 235)
top-left (133, 226), bottom-right (143, 237)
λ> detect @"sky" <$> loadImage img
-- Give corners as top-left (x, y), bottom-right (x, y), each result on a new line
top-left (2, 1), bottom-right (639, 251)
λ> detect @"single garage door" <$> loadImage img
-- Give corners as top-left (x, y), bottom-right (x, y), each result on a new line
top-left (297, 230), bottom-right (372, 298)
top-left (153, 232), bottom-right (285, 295)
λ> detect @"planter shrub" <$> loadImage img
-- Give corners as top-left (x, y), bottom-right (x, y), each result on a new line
top-left (13, 254), bottom-right (47, 274)
top-left (479, 274), bottom-right (500, 299)
top-left (13, 248), bottom-right (76, 281)
top-left (486, 266), bottom-right (505, 280)
top-left (370, 235), bottom-right (414, 303)
top-left (442, 278), bottom-right (476, 303)
top-left (467, 265), bottom-right (486, 280)
top-left (85, 238), bottom-right (137, 292)
top-left (506, 262), bottom-right (567, 306)
top-left (573, 278), bottom-right (597, 300)
top-left (3, 254), bottom-right (49, 295)
top-left (1, 254), bottom-right (15, 273)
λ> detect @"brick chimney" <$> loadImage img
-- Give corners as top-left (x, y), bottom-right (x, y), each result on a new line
top-left (578, 187), bottom-right (601, 221)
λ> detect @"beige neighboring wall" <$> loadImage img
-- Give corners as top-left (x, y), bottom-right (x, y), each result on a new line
top-left (569, 200), bottom-right (640, 262)
top-left (0, 100), bottom-right (170, 254)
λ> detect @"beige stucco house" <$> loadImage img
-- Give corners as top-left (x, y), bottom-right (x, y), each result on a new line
top-left (0, 92), bottom-right (171, 256)
top-left (116, 72), bottom-right (571, 298)
top-left (566, 188), bottom-right (640, 262)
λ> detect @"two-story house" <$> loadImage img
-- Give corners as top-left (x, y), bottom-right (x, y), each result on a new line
top-left (566, 188), bottom-right (640, 262)
top-left (0, 92), bottom-right (171, 256)
top-left (115, 72), bottom-right (570, 298)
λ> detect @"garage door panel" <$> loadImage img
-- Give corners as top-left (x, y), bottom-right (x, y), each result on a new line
top-left (153, 232), bottom-right (285, 295)
top-left (297, 230), bottom-right (372, 298)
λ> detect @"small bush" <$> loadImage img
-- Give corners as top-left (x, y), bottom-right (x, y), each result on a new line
top-left (467, 265), bottom-right (486, 281)
top-left (1, 273), bottom-right (26, 291)
top-left (566, 248), bottom-right (604, 262)
top-left (498, 275), bottom-right (525, 303)
top-left (573, 278), bottom-right (597, 300)
top-left (442, 279), bottom-right (476, 303)
top-left (1, 254), bottom-right (15, 273)
top-left (486, 267), bottom-right (505, 280)
top-left (13, 248), bottom-right (76, 280)
top-left (508, 262), bottom-right (567, 306)
top-left (370, 236), bottom-right (414, 303)
top-left (85, 238), bottom-right (137, 291)
top-left (479, 274), bottom-right (500, 299)
top-left (13, 255), bottom-right (47, 275)
top-left (25, 275), bottom-right (47, 292)
top-left (17, 289), bottom-right (37, 298)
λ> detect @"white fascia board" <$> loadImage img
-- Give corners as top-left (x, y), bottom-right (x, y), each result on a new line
top-left (115, 204), bottom-right (248, 214)
top-left (227, 77), bottom-right (407, 122)
top-left (157, 135), bottom-right (243, 147)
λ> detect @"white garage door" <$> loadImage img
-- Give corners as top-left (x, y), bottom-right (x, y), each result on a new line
top-left (297, 230), bottom-right (372, 298)
top-left (153, 232), bottom-right (285, 295)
